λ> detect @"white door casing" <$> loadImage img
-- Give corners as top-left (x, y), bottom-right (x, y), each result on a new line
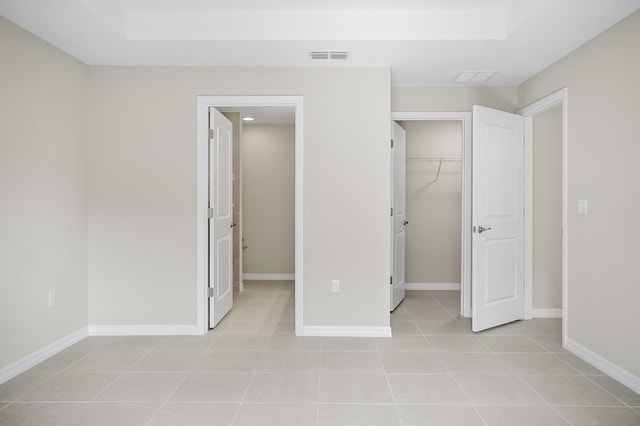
top-left (209, 108), bottom-right (234, 328)
top-left (196, 96), bottom-right (303, 336)
top-left (472, 105), bottom-right (525, 332)
top-left (391, 121), bottom-right (407, 311)
top-left (390, 112), bottom-right (472, 318)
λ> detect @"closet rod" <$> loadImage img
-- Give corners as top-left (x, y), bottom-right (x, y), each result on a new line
top-left (406, 155), bottom-right (461, 162)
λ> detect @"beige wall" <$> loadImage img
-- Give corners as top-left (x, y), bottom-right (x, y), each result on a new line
top-left (392, 87), bottom-right (518, 113)
top-left (242, 124), bottom-right (295, 276)
top-left (532, 106), bottom-right (562, 310)
top-left (88, 67), bottom-right (391, 328)
top-left (399, 121), bottom-right (462, 284)
top-left (0, 17), bottom-right (89, 369)
top-left (519, 11), bottom-right (640, 377)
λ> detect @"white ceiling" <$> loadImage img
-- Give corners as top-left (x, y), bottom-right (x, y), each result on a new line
top-left (1, 0), bottom-right (639, 86)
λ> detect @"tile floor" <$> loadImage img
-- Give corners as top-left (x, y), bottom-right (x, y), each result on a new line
top-left (1, 281), bottom-right (639, 425)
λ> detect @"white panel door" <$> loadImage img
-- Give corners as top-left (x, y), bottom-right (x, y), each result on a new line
top-left (209, 108), bottom-right (234, 328)
top-left (472, 105), bottom-right (525, 332)
top-left (391, 121), bottom-right (407, 311)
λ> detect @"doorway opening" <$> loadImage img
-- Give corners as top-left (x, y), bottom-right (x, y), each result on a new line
top-left (196, 96), bottom-right (304, 336)
top-left (220, 107), bottom-right (296, 330)
top-left (398, 120), bottom-right (464, 292)
top-left (519, 88), bottom-right (568, 345)
top-left (391, 112), bottom-right (472, 317)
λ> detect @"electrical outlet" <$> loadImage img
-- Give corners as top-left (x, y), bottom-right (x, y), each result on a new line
top-left (48, 290), bottom-right (56, 308)
top-left (331, 279), bottom-right (341, 293)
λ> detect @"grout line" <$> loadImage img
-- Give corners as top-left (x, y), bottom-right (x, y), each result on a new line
top-left (583, 374), bottom-right (637, 409)
top-left (8, 349), bottom-right (99, 402)
top-left (429, 339), bottom-right (489, 426)
top-left (227, 286), bottom-right (292, 425)
top-left (144, 371), bottom-right (191, 426)
top-left (375, 341), bottom-right (404, 426)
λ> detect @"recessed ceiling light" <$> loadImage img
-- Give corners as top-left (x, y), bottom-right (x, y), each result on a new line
top-left (454, 71), bottom-right (497, 83)
top-left (243, 116), bottom-right (255, 122)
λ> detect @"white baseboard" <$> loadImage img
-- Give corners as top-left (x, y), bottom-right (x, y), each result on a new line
top-left (243, 273), bottom-right (295, 281)
top-left (302, 326), bottom-right (392, 337)
top-left (0, 327), bottom-right (88, 385)
top-left (532, 308), bottom-right (563, 318)
top-left (88, 324), bottom-right (201, 336)
top-left (406, 283), bottom-right (461, 291)
top-left (565, 337), bottom-right (640, 395)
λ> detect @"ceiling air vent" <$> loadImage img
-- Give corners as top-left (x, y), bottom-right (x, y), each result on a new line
top-left (310, 51), bottom-right (330, 60)
top-left (310, 50), bottom-right (350, 60)
top-left (454, 71), bottom-right (497, 83)
top-left (329, 51), bottom-right (350, 60)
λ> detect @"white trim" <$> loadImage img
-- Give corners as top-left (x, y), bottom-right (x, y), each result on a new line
top-left (532, 308), bottom-right (562, 318)
top-left (197, 96), bottom-right (304, 336)
top-left (0, 327), bottom-right (88, 385)
top-left (406, 283), bottom-right (461, 291)
top-left (518, 88), bottom-right (568, 347)
top-left (302, 326), bottom-right (392, 337)
top-left (518, 88), bottom-right (567, 116)
top-left (391, 112), bottom-right (472, 318)
top-left (243, 273), bottom-right (295, 281)
top-left (565, 338), bottom-right (640, 395)
top-left (88, 324), bottom-right (200, 336)
top-left (523, 116), bottom-right (534, 320)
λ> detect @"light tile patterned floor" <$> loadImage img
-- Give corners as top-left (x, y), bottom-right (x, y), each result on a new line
top-left (1, 282), bottom-right (639, 425)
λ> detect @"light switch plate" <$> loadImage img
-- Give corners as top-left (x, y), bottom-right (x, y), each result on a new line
top-left (577, 199), bottom-right (588, 215)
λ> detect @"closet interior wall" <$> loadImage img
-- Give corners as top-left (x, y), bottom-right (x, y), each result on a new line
top-left (398, 120), bottom-right (463, 287)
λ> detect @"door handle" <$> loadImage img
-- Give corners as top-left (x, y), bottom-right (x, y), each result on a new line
top-left (230, 222), bottom-right (236, 228)
top-left (477, 226), bottom-right (491, 234)
top-left (403, 221), bottom-right (409, 226)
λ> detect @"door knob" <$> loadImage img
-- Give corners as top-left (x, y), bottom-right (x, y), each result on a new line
top-left (478, 226), bottom-right (491, 233)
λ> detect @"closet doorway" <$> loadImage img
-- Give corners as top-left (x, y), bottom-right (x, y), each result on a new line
top-left (400, 120), bottom-right (463, 290)
top-left (392, 112), bottom-right (472, 317)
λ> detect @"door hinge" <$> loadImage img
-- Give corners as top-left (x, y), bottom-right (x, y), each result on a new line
top-left (390, 276), bottom-right (393, 285)
top-left (207, 208), bottom-right (214, 219)
top-left (391, 139), bottom-right (394, 148)
top-left (390, 207), bottom-right (394, 216)
top-left (208, 129), bottom-right (214, 139)
top-left (207, 287), bottom-right (213, 298)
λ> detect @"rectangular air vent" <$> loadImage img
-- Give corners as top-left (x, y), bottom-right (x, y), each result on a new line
top-left (310, 50), bottom-right (350, 60)
top-left (329, 51), bottom-right (350, 60)
top-left (310, 51), bottom-right (330, 60)
top-left (454, 71), bottom-right (497, 83)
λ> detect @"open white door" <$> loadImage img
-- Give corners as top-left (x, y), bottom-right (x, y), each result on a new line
top-left (209, 108), bottom-right (234, 328)
top-left (391, 121), bottom-right (407, 311)
top-left (472, 106), bottom-right (525, 332)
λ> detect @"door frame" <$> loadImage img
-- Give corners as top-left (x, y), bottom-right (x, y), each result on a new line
top-left (391, 112), bottom-right (472, 317)
top-left (196, 96), bottom-right (304, 335)
top-left (518, 88), bottom-right (568, 345)
top-left (393, 91), bottom-right (568, 336)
